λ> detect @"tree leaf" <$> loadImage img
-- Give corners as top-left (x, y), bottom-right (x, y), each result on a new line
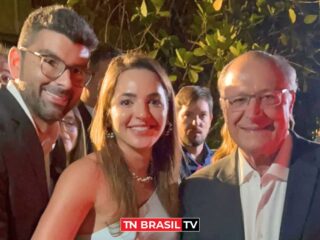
top-left (158, 11), bottom-right (170, 17)
top-left (304, 15), bottom-right (317, 24)
top-left (279, 33), bottom-right (288, 46)
top-left (150, 0), bottom-right (165, 12)
top-left (141, 0), bottom-right (148, 17)
top-left (169, 75), bottom-right (177, 82)
top-left (175, 49), bottom-right (186, 66)
top-left (229, 46), bottom-right (239, 56)
top-left (288, 8), bottom-right (296, 24)
top-left (148, 49), bottom-right (158, 58)
top-left (188, 69), bottom-right (199, 83)
top-left (67, 0), bottom-right (80, 7)
top-left (193, 47), bottom-right (205, 56)
top-left (217, 30), bottom-right (226, 43)
top-left (213, 0), bottom-right (223, 11)
top-left (190, 64), bottom-right (204, 72)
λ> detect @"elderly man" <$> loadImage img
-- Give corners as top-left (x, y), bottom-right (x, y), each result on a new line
top-left (0, 5), bottom-right (98, 240)
top-left (181, 51), bottom-right (320, 240)
top-left (175, 86), bottom-right (214, 179)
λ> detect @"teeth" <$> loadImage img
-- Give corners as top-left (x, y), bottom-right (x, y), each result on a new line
top-left (45, 90), bottom-right (67, 101)
top-left (131, 126), bottom-right (149, 131)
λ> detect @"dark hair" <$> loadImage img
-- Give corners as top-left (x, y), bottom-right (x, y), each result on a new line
top-left (89, 44), bottom-right (121, 69)
top-left (175, 85), bottom-right (214, 115)
top-left (18, 5), bottom-right (98, 50)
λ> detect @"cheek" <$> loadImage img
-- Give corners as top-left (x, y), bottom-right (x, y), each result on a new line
top-left (226, 111), bottom-right (243, 127)
top-left (70, 130), bottom-right (78, 143)
top-left (151, 107), bottom-right (167, 124)
top-left (263, 107), bottom-right (289, 128)
top-left (110, 107), bottom-right (130, 131)
top-left (69, 88), bottom-right (82, 104)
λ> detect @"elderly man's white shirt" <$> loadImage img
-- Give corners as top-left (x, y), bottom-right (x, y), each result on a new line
top-left (238, 133), bottom-right (292, 240)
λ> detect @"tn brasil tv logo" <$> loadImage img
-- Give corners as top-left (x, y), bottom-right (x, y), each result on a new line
top-left (120, 217), bottom-right (200, 232)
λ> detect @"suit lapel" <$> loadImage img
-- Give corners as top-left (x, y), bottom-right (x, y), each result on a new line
top-left (280, 135), bottom-right (319, 240)
top-left (16, 110), bottom-right (49, 199)
top-left (3, 87), bottom-right (49, 199)
top-left (216, 151), bottom-right (245, 240)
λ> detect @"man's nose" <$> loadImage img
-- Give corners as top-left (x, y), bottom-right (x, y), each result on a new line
top-left (245, 97), bottom-right (262, 117)
top-left (54, 69), bottom-right (73, 90)
top-left (191, 115), bottom-right (201, 126)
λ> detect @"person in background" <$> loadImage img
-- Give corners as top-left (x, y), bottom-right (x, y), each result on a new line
top-left (32, 53), bottom-right (180, 240)
top-left (180, 51), bottom-right (320, 240)
top-left (0, 5), bottom-right (98, 240)
top-left (175, 85), bottom-right (214, 179)
top-left (79, 44), bottom-right (120, 153)
top-left (59, 108), bottom-right (87, 165)
top-left (0, 43), bottom-right (11, 84)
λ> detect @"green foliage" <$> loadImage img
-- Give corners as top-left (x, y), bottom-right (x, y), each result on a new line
top-left (64, 0), bottom-right (320, 147)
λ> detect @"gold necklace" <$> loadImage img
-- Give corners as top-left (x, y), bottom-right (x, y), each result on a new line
top-left (131, 171), bottom-right (153, 183)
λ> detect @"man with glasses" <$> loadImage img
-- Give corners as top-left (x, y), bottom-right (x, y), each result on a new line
top-left (181, 51), bottom-right (320, 240)
top-left (0, 5), bottom-right (98, 240)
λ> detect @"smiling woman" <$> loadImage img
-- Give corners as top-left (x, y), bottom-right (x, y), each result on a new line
top-left (32, 52), bottom-right (181, 240)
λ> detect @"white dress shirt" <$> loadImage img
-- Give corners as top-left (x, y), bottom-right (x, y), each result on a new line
top-left (238, 133), bottom-right (293, 240)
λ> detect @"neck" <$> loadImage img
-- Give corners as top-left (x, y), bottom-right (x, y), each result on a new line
top-left (118, 142), bottom-right (152, 176)
top-left (32, 114), bottom-right (55, 134)
top-left (184, 143), bottom-right (205, 163)
top-left (239, 149), bottom-right (278, 176)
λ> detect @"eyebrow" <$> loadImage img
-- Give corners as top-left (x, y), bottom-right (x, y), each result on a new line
top-left (120, 92), bottom-right (162, 98)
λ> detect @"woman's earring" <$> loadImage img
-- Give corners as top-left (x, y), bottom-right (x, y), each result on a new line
top-left (164, 122), bottom-right (173, 136)
top-left (106, 130), bottom-right (115, 139)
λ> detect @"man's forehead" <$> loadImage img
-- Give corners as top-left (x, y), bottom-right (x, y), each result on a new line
top-left (180, 99), bottom-right (210, 112)
top-left (28, 29), bottom-right (90, 60)
top-left (221, 56), bottom-right (285, 90)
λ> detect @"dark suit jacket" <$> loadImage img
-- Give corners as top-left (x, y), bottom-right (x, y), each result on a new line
top-left (0, 86), bottom-right (66, 240)
top-left (77, 101), bottom-right (93, 153)
top-left (180, 133), bottom-right (320, 240)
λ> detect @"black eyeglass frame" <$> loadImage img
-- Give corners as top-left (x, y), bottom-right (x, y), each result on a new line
top-left (18, 46), bottom-right (92, 87)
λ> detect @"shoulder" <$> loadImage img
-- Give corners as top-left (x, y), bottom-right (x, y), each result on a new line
top-left (180, 154), bottom-right (234, 196)
top-left (54, 153), bottom-right (104, 198)
top-left (291, 132), bottom-right (320, 165)
top-left (188, 154), bottom-right (233, 181)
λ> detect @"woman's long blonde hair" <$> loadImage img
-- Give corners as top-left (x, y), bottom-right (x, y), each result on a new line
top-left (212, 123), bottom-right (237, 162)
top-left (90, 52), bottom-right (180, 219)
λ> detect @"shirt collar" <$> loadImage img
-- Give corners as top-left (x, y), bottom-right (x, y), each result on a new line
top-left (7, 80), bottom-right (36, 129)
top-left (238, 133), bottom-right (292, 185)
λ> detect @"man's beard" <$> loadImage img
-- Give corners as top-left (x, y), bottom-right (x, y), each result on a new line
top-left (183, 135), bottom-right (205, 147)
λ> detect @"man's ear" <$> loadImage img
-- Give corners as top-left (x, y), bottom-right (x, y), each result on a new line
top-left (219, 98), bottom-right (227, 119)
top-left (8, 47), bottom-right (21, 79)
top-left (289, 91), bottom-right (296, 114)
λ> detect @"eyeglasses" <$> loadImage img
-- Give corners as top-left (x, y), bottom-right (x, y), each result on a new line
top-left (0, 72), bottom-right (11, 84)
top-left (221, 89), bottom-right (290, 112)
top-left (19, 46), bottom-right (92, 87)
top-left (60, 118), bottom-right (78, 133)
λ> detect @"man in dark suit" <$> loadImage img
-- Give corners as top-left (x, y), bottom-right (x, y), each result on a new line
top-left (79, 45), bottom-right (120, 153)
top-left (0, 5), bottom-right (98, 240)
top-left (181, 51), bottom-right (320, 240)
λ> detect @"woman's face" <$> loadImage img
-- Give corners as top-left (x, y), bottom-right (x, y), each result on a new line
top-left (110, 68), bottom-right (168, 152)
top-left (60, 110), bottom-right (79, 153)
